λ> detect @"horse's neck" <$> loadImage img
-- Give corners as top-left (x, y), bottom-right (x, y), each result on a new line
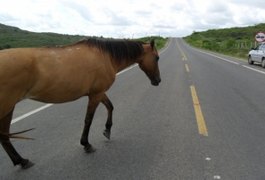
top-left (113, 59), bottom-right (136, 73)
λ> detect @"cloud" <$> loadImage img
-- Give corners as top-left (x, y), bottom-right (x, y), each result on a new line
top-left (61, 1), bottom-right (92, 21)
top-left (0, 13), bottom-right (16, 22)
top-left (0, 0), bottom-right (265, 37)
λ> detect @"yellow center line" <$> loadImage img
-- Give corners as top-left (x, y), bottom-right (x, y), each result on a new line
top-left (177, 42), bottom-right (187, 61)
top-left (190, 85), bottom-right (208, 136)
top-left (185, 64), bottom-right (190, 73)
top-left (177, 41), bottom-right (208, 137)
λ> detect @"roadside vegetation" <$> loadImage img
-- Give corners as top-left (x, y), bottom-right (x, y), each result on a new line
top-left (184, 23), bottom-right (265, 59)
top-left (0, 23), bottom-right (167, 50)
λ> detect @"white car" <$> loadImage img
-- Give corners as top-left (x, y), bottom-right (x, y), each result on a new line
top-left (248, 43), bottom-right (265, 68)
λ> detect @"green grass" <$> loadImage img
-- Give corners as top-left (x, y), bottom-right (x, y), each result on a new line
top-left (0, 23), bottom-right (167, 50)
top-left (184, 23), bottom-right (265, 59)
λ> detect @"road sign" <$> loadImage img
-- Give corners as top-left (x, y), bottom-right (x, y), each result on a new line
top-left (255, 32), bottom-right (265, 42)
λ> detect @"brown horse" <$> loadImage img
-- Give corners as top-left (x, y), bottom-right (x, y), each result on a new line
top-left (0, 37), bottom-right (161, 169)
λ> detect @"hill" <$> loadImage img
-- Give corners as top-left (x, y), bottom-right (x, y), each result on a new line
top-left (184, 23), bottom-right (265, 59)
top-left (0, 23), bottom-right (167, 50)
top-left (0, 23), bottom-right (86, 49)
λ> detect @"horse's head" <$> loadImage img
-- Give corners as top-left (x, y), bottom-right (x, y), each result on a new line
top-left (138, 39), bottom-right (161, 86)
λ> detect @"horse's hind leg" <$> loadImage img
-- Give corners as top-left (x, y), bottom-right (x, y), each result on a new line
top-left (101, 94), bottom-right (113, 140)
top-left (0, 108), bottom-right (34, 169)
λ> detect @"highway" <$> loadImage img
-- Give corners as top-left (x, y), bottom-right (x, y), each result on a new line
top-left (1, 38), bottom-right (265, 179)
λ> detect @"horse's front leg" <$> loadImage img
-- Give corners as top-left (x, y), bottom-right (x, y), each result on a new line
top-left (101, 94), bottom-right (114, 140)
top-left (80, 94), bottom-right (103, 153)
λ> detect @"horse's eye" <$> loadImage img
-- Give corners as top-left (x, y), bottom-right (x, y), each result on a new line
top-left (156, 56), bottom-right (159, 62)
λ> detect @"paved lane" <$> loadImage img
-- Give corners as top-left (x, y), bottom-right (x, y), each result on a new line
top-left (178, 38), bottom-right (265, 179)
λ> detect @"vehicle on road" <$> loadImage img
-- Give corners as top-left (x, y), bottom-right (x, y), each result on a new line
top-left (248, 42), bottom-right (265, 68)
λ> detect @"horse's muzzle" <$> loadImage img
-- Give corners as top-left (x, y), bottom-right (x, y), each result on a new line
top-left (151, 77), bottom-right (161, 86)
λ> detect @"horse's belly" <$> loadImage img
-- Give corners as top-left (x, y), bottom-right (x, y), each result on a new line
top-left (27, 80), bottom-right (92, 103)
top-left (28, 88), bottom-right (86, 103)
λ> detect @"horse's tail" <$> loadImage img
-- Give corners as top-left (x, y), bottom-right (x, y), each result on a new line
top-left (0, 128), bottom-right (35, 140)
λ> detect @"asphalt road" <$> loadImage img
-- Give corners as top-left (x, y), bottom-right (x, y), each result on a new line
top-left (1, 38), bottom-right (265, 179)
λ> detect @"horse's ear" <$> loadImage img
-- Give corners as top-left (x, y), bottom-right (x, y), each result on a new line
top-left (150, 39), bottom-right (155, 49)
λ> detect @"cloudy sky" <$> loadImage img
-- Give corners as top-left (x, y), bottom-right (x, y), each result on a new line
top-left (0, 0), bottom-right (265, 38)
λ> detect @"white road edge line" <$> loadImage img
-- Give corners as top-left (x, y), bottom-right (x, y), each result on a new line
top-left (11, 104), bottom-right (53, 124)
top-left (193, 46), bottom-right (265, 75)
top-left (194, 49), bottom-right (240, 65)
top-left (242, 65), bottom-right (265, 75)
top-left (12, 40), bottom-right (170, 124)
top-left (116, 64), bottom-right (138, 76)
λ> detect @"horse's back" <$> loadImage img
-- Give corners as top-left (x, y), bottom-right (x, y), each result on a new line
top-left (0, 45), bottom-right (116, 104)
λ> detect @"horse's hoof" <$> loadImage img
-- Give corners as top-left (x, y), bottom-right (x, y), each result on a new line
top-left (103, 129), bottom-right (111, 140)
top-left (20, 159), bottom-right (34, 169)
top-left (84, 145), bottom-right (96, 153)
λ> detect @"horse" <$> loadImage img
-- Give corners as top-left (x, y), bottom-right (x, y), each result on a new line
top-left (0, 37), bottom-right (161, 169)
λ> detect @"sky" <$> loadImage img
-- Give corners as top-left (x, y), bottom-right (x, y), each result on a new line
top-left (0, 0), bottom-right (265, 38)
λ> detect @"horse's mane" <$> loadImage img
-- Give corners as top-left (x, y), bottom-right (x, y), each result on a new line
top-left (75, 37), bottom-right (144, 62)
